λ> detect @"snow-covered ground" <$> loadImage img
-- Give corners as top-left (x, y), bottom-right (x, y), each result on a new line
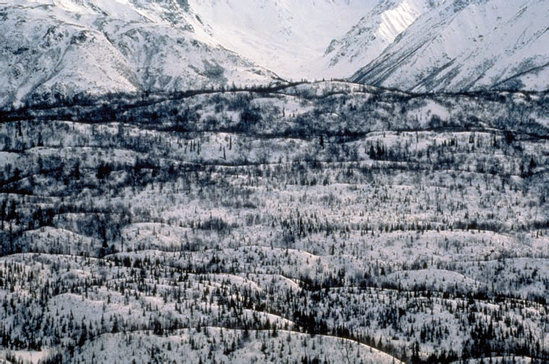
top-left (0, 83), bottom-right (547, 362)
top-left (72, 329), bottom-right (400, 363)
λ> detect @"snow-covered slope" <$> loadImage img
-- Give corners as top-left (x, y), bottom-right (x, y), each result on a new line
top-left (2, 0), bottom-right (548, 106)
top-left (0, 0), bottom-right (276, 107)
top-left (351, 0), bottom-right (549, 92)
top-left (188, 0), bottom-right (379, 80)
top-left (319, 0), bottom-right (445, 79)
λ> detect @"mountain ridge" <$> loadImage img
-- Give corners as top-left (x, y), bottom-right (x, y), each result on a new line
top-left (0, 0), bottom-right (277, 107)
top-left (351, 0), bottom-right (549, 92)
top-left (1, 0), bottom-right (549, 108)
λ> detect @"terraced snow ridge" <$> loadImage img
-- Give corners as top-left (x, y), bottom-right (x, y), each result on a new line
top-left (0, 81), bottom-right (548, 363)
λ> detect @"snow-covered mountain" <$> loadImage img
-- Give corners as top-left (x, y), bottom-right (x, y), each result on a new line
top-left (351, 0), bottom-right (549, 92)
top-left (187, 0), bottom-right (379, 80)
top-left (1, 0), bottom-right (548, 107)
top-left (318, 0), bottom-right (446, 79)
top-left (189, 0), bottom-right (549, 91)
top-left (0, 0), bottom-right (276, 107)
top-left (2, 1), bottom-right (549, 363)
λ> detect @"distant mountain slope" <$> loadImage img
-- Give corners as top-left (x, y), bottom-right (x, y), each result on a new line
top-left (351, 0), bottom-right (549, 92)
top-left (187, 0), bottom-right (379, 80)
top-left (319, 0), bottom-right (445, 79)
top-left (0, 0), bottom-right (276, 107)
top-left (2, 0), bottom-right (548, 107)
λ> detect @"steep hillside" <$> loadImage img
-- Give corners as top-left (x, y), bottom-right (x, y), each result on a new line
top-left (319, 0), bottom-right (445, 79)
top-left (0, 0), bottom-right (276, 107)
top-left (351, 0), bottom-right (549, 92)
